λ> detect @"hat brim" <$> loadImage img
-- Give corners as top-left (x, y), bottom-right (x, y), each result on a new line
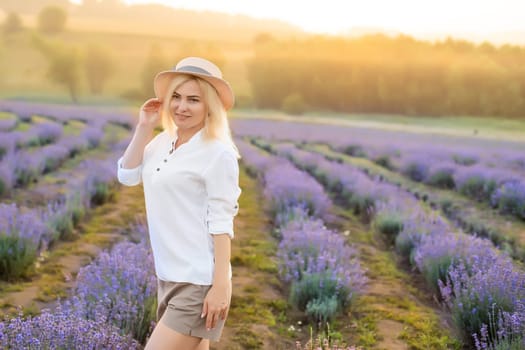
top-left (154, 71), bottom-right (234, 111)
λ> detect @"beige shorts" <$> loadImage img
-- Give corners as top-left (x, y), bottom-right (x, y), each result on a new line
top-left (156, 280), bottom-right (227, 342)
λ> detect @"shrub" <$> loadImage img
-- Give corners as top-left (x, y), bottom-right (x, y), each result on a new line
top-left (441, 259), bottom-right (525, 348)
top-left (279, 218), bottom-right (366, 324)
top-left (290, 272), bottom-right (349, 323)
top-left (373, 211), bottom-right (404, 244)
top-left (37, 6), bottom-right (67, 34)
top-left (281, 93), bottom-right (307, 115)
top-left (373, 154), bottom-right (394, 170)
top-left (452, 152), bottom-right (479, 166)
top-left (72, 241), bottom-right (157, 344)
top-left (0, 235), bottom-right (37, 281)
top-left (341, 144), bottom-right (366, 157)
top-left (426, 165), bottom-right (456, 189)
top-left (491, 180), bottom-right (525, 220)
top-left (0, 306), bottom-right (139, 349)
top-left (401, 158), bottom-right (430, 182)
top-left (414, 232), bottom-right (499, 296)
top-left (0, 203), bottom-right (49, 280)
top-left (3, 12), bottom-right (23, 34)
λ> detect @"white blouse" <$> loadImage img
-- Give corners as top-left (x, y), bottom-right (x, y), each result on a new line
top-left (117, 129), bottom-right (241, 285)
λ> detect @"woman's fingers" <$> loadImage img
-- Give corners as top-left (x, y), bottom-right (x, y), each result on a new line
top-left (206, 309), bottom-right (218, 330)
top-left (205, 303), bottom-right (229, 330)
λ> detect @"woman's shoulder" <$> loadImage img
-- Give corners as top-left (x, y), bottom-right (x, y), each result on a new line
top-left (204, 138), bottom-right (237, 158)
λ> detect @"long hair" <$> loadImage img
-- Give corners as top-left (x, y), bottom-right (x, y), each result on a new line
top-left (161, 74), bottom-right (239, 158)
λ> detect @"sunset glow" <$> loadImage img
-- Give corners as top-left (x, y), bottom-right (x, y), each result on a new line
top-left (110, 0), bottom-right (525, 38)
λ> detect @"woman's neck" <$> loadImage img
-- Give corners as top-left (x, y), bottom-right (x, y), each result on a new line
top-left (175, 126), bottom-right (203, 147)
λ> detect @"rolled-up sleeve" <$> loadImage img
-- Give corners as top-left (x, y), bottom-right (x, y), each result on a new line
top-left (117, 157), bottom-right (143, 186)
top-left (204, 150), bottom-right (241, 238)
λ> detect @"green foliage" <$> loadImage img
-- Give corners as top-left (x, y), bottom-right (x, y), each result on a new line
top-left (281, 93), bottom-right (307, 115)
top-left (426, 168), bottom-right (455, 189)
top-left (32, 35), bottom-right (82, 103)
top-left (457, 176), bottom-right (497, 202)
top-left (341, 145), bottom-right (366, 157)
top-left (305, 295), bottom-right (339, 324)
top-left (373, 212), bottom-right (404, 243)
top-left (90, 182), bottom-right (114, 206)
top-left (249, 35), bottom-right (525, 117)
top-left (3, 12), bottom-right (23, 34)
top-left (347, 194), bottom-right (376, 222)
top-left (0, 234), bottom-right (37, 281)
top-left (84, 44), bottom-right (115, 94)
top-left (418, 254), bottom-right (453, 296)
top-left (0, 178), bottom-right (7, 197)
top-left (290, 272), bottom-right (350, 324)
top-left (37, 6), bottom-right (67, 34)
top-left (373, 155), bottom-right (394, 170)
top-left (141, 43), bottom-right (168, 98)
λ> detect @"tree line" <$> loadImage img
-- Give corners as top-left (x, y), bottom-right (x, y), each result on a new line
top-left (248, 34), bottom-right (525, 118)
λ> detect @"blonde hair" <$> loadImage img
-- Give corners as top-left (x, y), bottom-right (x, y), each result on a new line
top-left (161, 75), bottom-right (239, 158)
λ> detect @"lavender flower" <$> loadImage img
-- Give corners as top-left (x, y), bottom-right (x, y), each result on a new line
top-left (415, 232), bottom-right (500, 295)
top-left (491, 180), bottom-right (525, 220)
top-left (0, 111), bottom-right (17, 131)
top-left (440, 257), bottom-right (525, 347)
top-left (263, 162), bottom-right (332, 224)
top-left (0, 203), bottom-right (50, 280)
top-left (0, 305), bottom-right (140, 349)
top-left (71, 240), bottom-right (157, 343)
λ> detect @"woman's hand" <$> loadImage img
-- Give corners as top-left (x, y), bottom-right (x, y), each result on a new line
top-left (201, 282), bottom-right (231, 331)
top-left (138, 98), bottom-right (162, 129)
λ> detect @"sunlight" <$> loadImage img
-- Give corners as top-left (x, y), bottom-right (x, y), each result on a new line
top-left (107, 0), bottom-right (525, 37)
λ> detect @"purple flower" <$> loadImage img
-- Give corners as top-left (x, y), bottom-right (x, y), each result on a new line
top-left (0, 305), bottom-right (140, 349)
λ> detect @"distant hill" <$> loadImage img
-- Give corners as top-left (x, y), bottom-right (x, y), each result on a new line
top-left (0, 0), bottom-right (307, 43)
top-left (342, 26), bottom-right (525, 47)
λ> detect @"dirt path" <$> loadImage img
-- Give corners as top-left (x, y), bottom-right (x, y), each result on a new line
top-left (331, 209), bottom-right (460, 350)
top-left (0, 184), bottom-right (145, 317)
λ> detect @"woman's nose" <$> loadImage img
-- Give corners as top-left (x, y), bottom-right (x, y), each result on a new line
top-left (176, 99), bottom-right (188, 111)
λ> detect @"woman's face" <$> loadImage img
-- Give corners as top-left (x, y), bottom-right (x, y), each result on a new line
top-left (169, 79), bottom-right (207, 133)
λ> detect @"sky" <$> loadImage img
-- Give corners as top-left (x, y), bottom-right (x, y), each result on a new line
top-left (110, 0), bottom-right (525, 39)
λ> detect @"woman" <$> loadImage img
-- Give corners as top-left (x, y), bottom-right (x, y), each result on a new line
top-left (117, 57), bottom-right (241, 350)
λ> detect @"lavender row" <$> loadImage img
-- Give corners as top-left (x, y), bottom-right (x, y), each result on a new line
top-left (0, 118), bottom-right (64, 152)
top-left (378, 150), bottom-right (525, 221)
top-left (263, 139), bottom-right (525, 349)
top-left (237, 138), bottom-right (367, 324)
top-left (0, 222), bottom-right (156, 348)
top-left (304, 143), bottom-right (525, 262)
top-left (0, 126), bottom-right (106, 196)
top-left (232, 119), bottom-right (525, 221)
top-left (0, 100), bottom-right (134, 130)
top-left (232, 118), bottom-right (525, 176)
top-left (0, 112), bottom-right (17, 131)
top-left (0, 150), bottom-right (121, 281)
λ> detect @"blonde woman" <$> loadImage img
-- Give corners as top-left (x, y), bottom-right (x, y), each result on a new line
top-left (117, 57), bottom-right (241, 350)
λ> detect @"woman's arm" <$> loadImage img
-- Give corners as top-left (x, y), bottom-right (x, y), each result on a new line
top-left (201, 234), bottom-right (232, 331)
top-left (121, 98), bottom-right (161, 169)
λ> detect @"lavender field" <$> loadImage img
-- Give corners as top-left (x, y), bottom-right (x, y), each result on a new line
top-left (232, 116), bottom-right (525, 350)
top-left (0, 101), bottom-right (524, 350)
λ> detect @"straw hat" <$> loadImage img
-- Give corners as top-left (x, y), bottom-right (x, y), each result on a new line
top-left (154, 57), bottom-right (234, 110)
